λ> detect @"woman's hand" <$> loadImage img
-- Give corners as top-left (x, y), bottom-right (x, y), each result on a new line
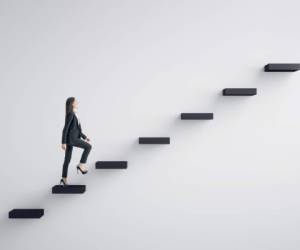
top-left (61, 144), bottom-right (67, 150)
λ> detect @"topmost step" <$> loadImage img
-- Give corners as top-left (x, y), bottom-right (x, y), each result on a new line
top-left (264, 64), bottom-right (300, 72)
top-left (223, 88), bottom-right (257, 96)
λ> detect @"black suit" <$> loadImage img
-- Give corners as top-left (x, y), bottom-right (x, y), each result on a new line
top-left (61, 112), bottom-right (92, 178)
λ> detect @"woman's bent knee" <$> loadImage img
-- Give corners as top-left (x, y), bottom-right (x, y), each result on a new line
top-left (86, 143), bottom-right (92, 151)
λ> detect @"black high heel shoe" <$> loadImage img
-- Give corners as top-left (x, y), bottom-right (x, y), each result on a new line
top-left (60, 178), bottom-right (68, 186)
top-left (77, 165), bottom-right (88, 175)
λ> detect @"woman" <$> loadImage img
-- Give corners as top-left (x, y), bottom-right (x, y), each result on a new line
top-left (61, 97), bottom-right (92, 185)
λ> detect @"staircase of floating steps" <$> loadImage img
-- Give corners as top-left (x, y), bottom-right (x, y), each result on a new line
top-left (96, 161), bottom-right (128, 169)
top-left (8, 63), bottom-right (299, 218)
top-left (264, 63), bottom-right (300, 72)
top-left (139, 137), bottom-right (170, 144)
top-left (52, 185), bottom-right (86, 194)
top-left (223, 88), bottom-right (257, 96)
top-left (9, 209), bottom-right (44, 219)
top-left (181, 113), bottom-right (214, 120)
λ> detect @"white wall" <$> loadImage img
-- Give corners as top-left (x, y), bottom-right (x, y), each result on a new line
top-left (1, 0), bottom-right (300, 249)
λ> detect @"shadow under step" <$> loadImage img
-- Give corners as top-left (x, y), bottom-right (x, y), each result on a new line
top-left (9, 209), bottom-right (44, 219)
top-left (96, 161), bottom-right (128, 169)
top-left (52, 185), bottom-right (86, 194)
top-left (139, 137), bottom-right (170, 144)
top-left (264, 63), bottom-right (300, 72)
top-left (223, 88), bottom-right (257, 96)
top-left (181, 113), bottom-right (213, 120)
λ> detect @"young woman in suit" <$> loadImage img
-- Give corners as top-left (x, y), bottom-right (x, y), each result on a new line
top-left (60, 97), bottom-right (92, 185)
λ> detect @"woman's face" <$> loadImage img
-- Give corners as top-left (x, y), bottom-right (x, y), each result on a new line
top-left (72, 99), bottom-right (78, 110)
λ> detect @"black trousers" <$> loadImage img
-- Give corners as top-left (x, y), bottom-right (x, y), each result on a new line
top-left (62, 138), bottom-right (92, 178)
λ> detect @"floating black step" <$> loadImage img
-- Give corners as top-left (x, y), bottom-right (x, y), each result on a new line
top-left (223, 88), bottom-right (257, 96)
top-left (9, 209), bottom-right (44, 219)
top-left (139, 137), bottom-right (170, 144)
top-left (52, 185), bottom-right (86, 194)
top-left (264, 63), bottom-right (300, 72)
top-left (181, 113), bottom-right (213, 120)
top-left (96, 161), bottom-right (128, 169)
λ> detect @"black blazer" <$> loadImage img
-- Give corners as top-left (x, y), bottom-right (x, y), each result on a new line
top-left (62, 112), bottom-right (87, 144)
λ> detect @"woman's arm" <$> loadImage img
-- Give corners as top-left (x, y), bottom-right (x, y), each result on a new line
top-left (62, 112), bottom-right (74, 144)
top-left (80, 131), bottom-right (90, 141)
top-left (80, 132), bottom-right (87, 140)
top-left (78, 123), bottom-right (88, 140)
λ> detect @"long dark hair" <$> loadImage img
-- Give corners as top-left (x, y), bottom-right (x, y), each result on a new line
top-left (65, 97), bottom-right (75, 117)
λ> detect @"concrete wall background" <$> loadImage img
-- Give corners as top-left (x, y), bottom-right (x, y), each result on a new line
top-left (1, 0), bottom-right (300, 249)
